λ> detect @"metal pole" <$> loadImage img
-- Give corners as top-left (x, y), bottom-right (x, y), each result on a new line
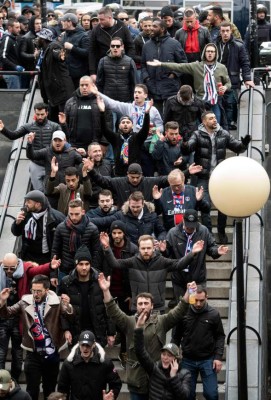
top-left (40, 0), bottom-right (47, 25)
top-left (236, 218), bottom-right (248, 400)
top-left (250, 0), bottom-right (258, 68)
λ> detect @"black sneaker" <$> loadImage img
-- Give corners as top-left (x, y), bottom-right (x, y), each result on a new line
top-left (229, 123), bottom-right (237, 130)
top-left (218, 232), bottom-right (228, 244)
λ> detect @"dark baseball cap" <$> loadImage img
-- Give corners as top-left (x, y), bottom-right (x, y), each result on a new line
top-left (79, 330), bottom-right (95, 346)
top-left (127, 163), bottom-right (142, 175)
top-left (184, 209), bottom-right (198, 228)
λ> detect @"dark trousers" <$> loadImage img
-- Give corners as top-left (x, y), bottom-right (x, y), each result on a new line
top-left (0, 319), bottom-right (23, 382)
top-left (24, 351), bottom-right (59, 400)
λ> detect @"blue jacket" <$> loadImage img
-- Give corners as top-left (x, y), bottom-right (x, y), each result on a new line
top-left (141, 33), bottom-right (187, 100)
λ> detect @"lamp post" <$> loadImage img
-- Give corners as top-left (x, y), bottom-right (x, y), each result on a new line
top-left (209, 156), bottom-right (270, 400)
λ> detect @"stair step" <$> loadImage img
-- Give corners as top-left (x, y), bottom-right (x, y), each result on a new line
top-left (207, 263), bottom-right (232, 280)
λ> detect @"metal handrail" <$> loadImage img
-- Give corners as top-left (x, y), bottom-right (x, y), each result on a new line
top-left (0, 75), bottom-right (38, 237)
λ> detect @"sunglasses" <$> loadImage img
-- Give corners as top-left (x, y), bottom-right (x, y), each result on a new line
top-left (119, 17), bottom-right (129, 21)
top-left (111, 44), bottom-right (121, 48)
top-left (0, 17), bottom-right (4, 20)
top-left (2, 266), bottom-right (17, 271)
top-left (47, 14), bottom-right (55, 17)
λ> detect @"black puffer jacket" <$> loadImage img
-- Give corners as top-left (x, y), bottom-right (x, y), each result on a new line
top-left (60, 25), bottom-right (89, 78)
top-left (181, 123), bottom-right (248, 179)
top-left (63, 89), bottom-right (112, 147)
top-left (164, 95), bottom-right (205, 138)
top-left (90, 201), bottom-right (167, 245)
top-left (88, 19), bottom-right (135, 75)
top-left (1, 119), bottom-right (61, 167)
top-left (96, 53), bottom-right (137, 102)
top-left (58, 343), bottom-right (122, 400)
top-left (216, 35), bottom-right (251, 89)
top-left (141, 33), bottom-right (187, 100)
top-left (103, 246), bottom-right (195, 311)
top-left (26, 143), bottom-right (82, 186)
top-left (58, 268), bottom-right (115, 346)
top-left (166, 222), bottom-right (220, 285)
top-left (134, 328), bottom-right (191, 400)
top-left (51, 215), bottom-right (100, 274)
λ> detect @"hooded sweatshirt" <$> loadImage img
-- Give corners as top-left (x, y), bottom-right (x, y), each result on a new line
top-left (160, 44), bottom-right (231, 99)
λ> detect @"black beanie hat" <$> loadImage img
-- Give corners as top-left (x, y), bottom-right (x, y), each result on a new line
top-left (74, 244), bottom-right (92, 265)
top-left (110, 220), bottom-right (126, 235)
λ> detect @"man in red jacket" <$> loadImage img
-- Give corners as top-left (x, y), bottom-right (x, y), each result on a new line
top-left (0, 253), bottom-right (60, 382)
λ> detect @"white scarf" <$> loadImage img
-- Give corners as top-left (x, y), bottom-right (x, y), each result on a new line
top-left (203, 64), bottom-right (218, 105)
top-left (24, 209), bottom-right (49, 254)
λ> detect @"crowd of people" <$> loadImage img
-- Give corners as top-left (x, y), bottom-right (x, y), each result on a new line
top-left (0, 1), bottom-right (261, 399)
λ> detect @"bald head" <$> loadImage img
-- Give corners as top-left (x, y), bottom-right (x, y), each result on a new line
top-left (2, 253), bottom-right (18, 277)
top-left (2, 253), bottom-right (18, 265)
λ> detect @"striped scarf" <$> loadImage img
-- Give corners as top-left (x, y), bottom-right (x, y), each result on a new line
top-left (203, 64), bottom-right (217, 105)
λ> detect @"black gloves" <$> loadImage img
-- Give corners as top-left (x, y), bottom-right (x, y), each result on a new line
top-left (241, 135), bottom-right (251, 147)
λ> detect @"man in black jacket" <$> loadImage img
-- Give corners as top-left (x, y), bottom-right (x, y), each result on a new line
top-left (60, 13), bottom-right (89, 89)
top-left (58, 245), bottom-right (115, 347)
top-left (166, 209), bottom-right (228, 302)
top-left (216, 22), bottom-right (254, 130)
top-left (50, 199), bottom-right (100, 286)
top-left (11, 190), bottom-right (65, 264)
top-left (96, 36), bottom-right (137, 103)
top-left (172, 287), bottom-right (225, 400)
top-left (141, 18), bottom-right (187, 115)
top-left (88, 6), bottom-right (135, 81)
top-left (96, 94), bottom-right (151, 176)
top-left (100, 231), bottom-right (204, 312)
top-left (59, 75), bottom-right (112, 151)
top-left (182, 111), bottom-right (251, 243)
top-left (87, 189), bottom-right (118, 219)
top-left (26, 130), bottom-right (82, 190)
top-left (0, 19), bottom-right (22, 89)
top-left (0, 102), bottom-right (61, 191)
top-left (58, 330), bottom-right (122, 400)
top-left (91, 191), bottom-right (167, 245)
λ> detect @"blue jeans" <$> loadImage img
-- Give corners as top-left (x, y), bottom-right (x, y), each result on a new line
top-left (130, 393), bottom-right (148, 400)
top-left (182, 358), bottom-right (218, 400)
top-left (3, 75), bottom-right (21, 89)
top-left (0, 318), bottom-right (23, 382)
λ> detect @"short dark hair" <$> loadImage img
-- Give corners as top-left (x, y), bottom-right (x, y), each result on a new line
top-left (209, 6), bottom-right (223, 19)
top-left (129, 191), bottom-right (144, 202)
top-left (7, 18), bottom-right (18, 28)
top-left (141, 16), bottom-right (153, 23)
top-left (136, 292), bottom-right (154, 304)
top-left (65, 167), bottom-right (79, 177)
top-left (198, 10), bottom-right (209, 23)
top-left (135, 83), bottom-right (148, 94)
top-left (201, 110), bottom-right (215, 120)
top-left (34, 102), bottom-right (49, 111)
top-left (179, 84), bottom-right (193, 101)
top-left (99, 189), bottom-right (113, 198)
top-left (165, 121), bottom-right (179, 131)
top-left (31, 275), bottom-right (50, 289)
top-left (153, 18), bottom-right (167, 31)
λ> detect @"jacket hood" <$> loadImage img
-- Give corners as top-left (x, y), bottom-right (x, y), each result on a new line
top-left (201, 43), bottom-right (218, 63)
top-left (151, 32), bottom-right (171, 43)
top-left (121, 201), bottom-right (155, 215)
top-left (67, 342), bottom-right (105, 363)
top-left (198, 122), bottom-right (221, 134)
